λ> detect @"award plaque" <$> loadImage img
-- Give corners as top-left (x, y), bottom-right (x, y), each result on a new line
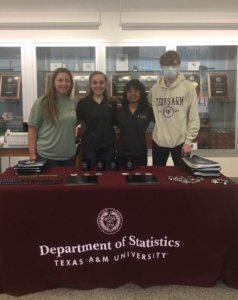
top-left (111, 74), bottom-right (131, 97)
top-left (49, 62), bottom-right (62, 71)
top-left (0, 74), bottom-right (21, 99)
top-left (82, 63), bottom-right (94, 72)
top-left (116, 54), bottom-right (129, 71)
top-left (208, 73), bottom-right (229, 98)
top-left (73, 74), bottom-right (89, 98)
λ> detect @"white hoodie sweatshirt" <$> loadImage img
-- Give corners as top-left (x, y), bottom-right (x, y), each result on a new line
top-left (149, 73), bottom-right (200, 148)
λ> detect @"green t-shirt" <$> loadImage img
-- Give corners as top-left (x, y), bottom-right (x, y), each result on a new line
top-left (28, 96), bottom-right (77, 160)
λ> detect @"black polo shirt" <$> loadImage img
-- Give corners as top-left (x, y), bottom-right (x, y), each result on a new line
top-left (76, 96), bottom-right (116, 150)
top-left (117, 106), bottom-right (153, 156)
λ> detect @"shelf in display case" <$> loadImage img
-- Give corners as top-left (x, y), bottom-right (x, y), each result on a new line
top-left (138, 73), bottom-right (158, 93)
top-left (109, 71), bottom-right (159, 99)
top-left (43, 71), bottom-right (90, 98)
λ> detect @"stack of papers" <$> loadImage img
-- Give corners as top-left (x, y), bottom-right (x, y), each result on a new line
top-left (182, 155), bottom-right (221, 177)
top-left (6, 132), bottom-right (28, 146)
top-left (14, 159), bottom-right (47, 175)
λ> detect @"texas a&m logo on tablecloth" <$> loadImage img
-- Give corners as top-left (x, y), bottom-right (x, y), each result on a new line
top-left (97, 208), bottom-right (123, 235)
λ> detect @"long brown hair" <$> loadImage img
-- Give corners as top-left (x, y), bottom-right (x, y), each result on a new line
top-left (41, 67), bottom-right (73, 123)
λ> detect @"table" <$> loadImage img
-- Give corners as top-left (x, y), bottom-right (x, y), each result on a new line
top-left (0, 144), bottom-right (29, 173)
top-left (0, 166), bottom-right (238, 296)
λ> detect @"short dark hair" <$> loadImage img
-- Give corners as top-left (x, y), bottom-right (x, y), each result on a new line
top-left (121, 79), bottom-right (148, 109)
top-left (160, 50), bottom-right (181, 66)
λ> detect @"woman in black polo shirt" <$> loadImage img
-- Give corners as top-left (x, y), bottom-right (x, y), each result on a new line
top-left (116, 79), bottom-right (154, 166)
top-left (76, 71), bottom-right (117, 168)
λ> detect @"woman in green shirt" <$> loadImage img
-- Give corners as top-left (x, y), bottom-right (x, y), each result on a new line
top-left (28, 67), bottom-right (77, 166)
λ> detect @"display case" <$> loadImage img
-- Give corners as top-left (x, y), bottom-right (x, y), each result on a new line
top-left (106, 46), bottom-right (166, 100)
top-left (177, 45), bottom-right (237, 150)
top-left (0, 47), bottom-right (23, 135)
top-left (105, 45), bottom-right (237, 151)
top-left (0, 43), bottom-right (237, 153)
top-left (105, 45), bottom-right (166, 149)
top-left (36, 46), bottom-right (96, 99)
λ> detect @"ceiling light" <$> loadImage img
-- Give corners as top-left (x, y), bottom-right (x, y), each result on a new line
top-left (0, 22), bottom-right (101, 30)
top-left (120, 22), bottom-right (238, 30)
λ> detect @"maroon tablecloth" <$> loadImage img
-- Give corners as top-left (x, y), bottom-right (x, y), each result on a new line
top-left (0, 166), bottom-right (238, 296)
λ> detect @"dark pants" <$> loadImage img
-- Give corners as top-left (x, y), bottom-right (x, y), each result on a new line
top-left (82, 144), bottom-right (115, 168)
top-left (118, 154), bottom-right (148, 167)
top-left (152, 141), bottom-right (183, 166)
top-left (37, 154), bottom-right (76, 167)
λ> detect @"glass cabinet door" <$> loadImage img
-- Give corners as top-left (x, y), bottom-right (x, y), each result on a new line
top-left (177, 45), bottom-right (237, 151)
top-left (36, 46), bottom-right (96, 99)
top-left (0, 47), bottom-right (23, 135)
top-left (106, 46), bottom-right (166, 99)
top-left (105, 45), bottom-right (166, 148)
top-left (106, 45), bottom-right (238, 152)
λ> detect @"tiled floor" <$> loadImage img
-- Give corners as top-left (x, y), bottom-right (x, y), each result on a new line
top-left (0, 282), bottom-right (238, 300)
top-left (229, 177), bottom-right (238, 184)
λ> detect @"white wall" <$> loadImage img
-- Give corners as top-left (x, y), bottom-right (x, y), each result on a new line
top-left (0, 12), bottom-right (238, 42)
